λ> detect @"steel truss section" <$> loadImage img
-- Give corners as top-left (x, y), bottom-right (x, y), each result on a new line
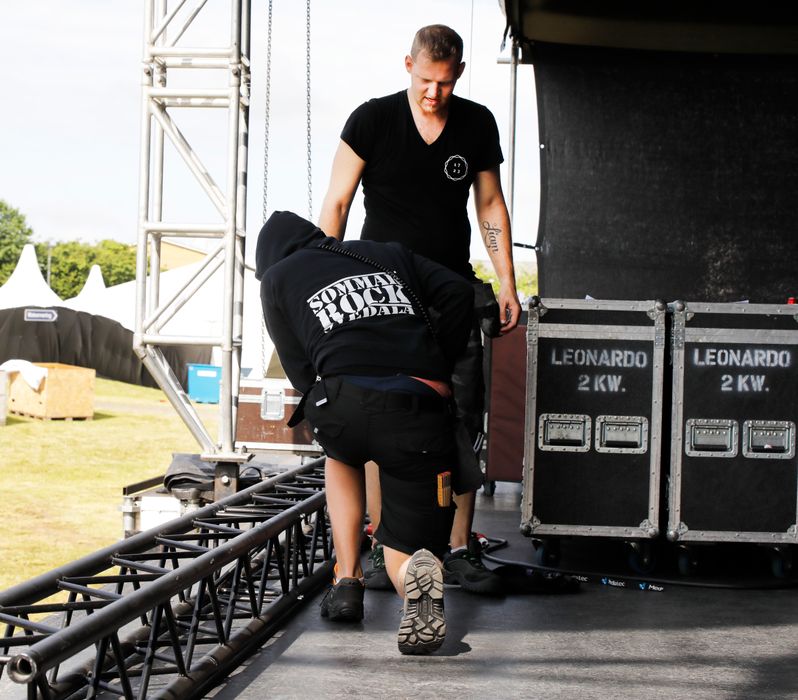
top-left (0, 460), bottom-right (332, 699)
top-left (135, 0), bottom-right (252, 457)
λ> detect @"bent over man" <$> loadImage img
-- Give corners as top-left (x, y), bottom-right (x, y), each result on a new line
top-left (255, 210), bottom-right (474, 655)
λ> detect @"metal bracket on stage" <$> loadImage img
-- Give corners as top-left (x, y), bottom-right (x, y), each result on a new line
top-left (201, 450), bottom-right (254, 501)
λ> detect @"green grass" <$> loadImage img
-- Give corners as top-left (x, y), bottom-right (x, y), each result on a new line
top-left (473, 260), bottom-right (538, 299)
top-left (0, 377), bottom-right (216, 593)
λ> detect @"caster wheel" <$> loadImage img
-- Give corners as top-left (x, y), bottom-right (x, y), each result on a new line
top-left (628, 541), bottom-right (656, 576)
top-left (770, 547), bottom-right (793, 579)
top-left (482, 480), bottom-right (496, 497)
top-left (677, 546), bottom-right (698, 577)
top-left (534, 538), bottom-right (561, 567)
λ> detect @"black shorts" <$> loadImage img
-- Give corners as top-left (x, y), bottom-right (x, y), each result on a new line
top-left (303, 376), bottom-right (457, 559)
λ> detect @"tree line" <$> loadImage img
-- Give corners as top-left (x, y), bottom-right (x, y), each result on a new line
top-left (2, 198), bottom-right (538, 300)
top-left (0, 199), bottom-right (136, 299)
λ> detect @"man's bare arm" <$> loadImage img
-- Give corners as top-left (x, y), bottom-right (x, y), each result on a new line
top-left (318, 140), bottom-right (366, 240)
top-left (472, 166), bottom-right (521, 333)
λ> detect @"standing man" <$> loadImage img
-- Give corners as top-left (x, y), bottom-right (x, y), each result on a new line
top-left (256, 210), bottom-right (476, 654)
top-left (319, 24), bottom-right (521, 595)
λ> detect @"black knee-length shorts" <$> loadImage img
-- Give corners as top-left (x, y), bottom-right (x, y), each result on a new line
top-left (303, 376), bottom-right (457, 559)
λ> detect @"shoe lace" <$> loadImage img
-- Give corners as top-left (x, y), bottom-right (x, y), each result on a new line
top-left (460, 549), bottom-right (487, 570)
top-left (453, 534), bottom-right (489, 570)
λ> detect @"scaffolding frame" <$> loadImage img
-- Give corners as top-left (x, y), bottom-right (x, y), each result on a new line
top-left (134, 0), bottom-right (251, 460)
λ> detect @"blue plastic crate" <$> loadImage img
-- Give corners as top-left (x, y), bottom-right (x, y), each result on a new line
top-left (187, 364), bottom-right (221, 403)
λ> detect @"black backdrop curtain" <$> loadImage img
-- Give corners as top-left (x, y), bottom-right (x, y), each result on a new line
top-left (533, 42), bottom-right (798, 302)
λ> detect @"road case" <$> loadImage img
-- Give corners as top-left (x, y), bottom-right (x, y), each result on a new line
top-left (521, 298), bottom-right (667, 553)
top-left (235, 377), bottom-right (322, 456)
top-left (667, 302), bottom-right (798, 562)
top-left (484, 312), bottom-right (527, 490)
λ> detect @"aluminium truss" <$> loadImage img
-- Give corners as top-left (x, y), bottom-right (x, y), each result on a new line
top-left (134, 0), bottom-right (251, 460)
top-left (0, 460), bottom-right (332, 699)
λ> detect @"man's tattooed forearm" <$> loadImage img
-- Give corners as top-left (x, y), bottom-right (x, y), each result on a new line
top-left (481, 221), bottom-right (501, 253)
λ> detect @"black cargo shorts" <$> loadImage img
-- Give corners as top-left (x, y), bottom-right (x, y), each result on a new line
top-left (303, 376), bottom-right (457, 559)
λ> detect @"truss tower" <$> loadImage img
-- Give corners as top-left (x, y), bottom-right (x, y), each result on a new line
top-left (135, 0), bottom-right (251, 460)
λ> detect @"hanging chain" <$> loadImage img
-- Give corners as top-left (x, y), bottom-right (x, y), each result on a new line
top-left (262, 0), bottom-right (273, 225)
top-left (260, 0), bottom-right (311, 377)
top-left (305, 0), bottom-right (313, 220)
top-left (261, 0), bottom-right (274, 378)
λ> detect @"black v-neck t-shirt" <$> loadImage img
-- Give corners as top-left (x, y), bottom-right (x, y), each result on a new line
top-left (341, 90), bottom-right (503, 280)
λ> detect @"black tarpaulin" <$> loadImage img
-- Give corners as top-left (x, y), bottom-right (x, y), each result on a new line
top-left (0, 306), bottom-right (211, 387)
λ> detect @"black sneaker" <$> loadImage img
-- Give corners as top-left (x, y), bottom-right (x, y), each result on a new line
top-left (320, 577), bottom-right (365, 622)
top-left (443, 534), bottom-right (503, 596)
top-left (397, 549), bottom-right (446, 655)
top-left (364, 542), bottom-right (393, 590)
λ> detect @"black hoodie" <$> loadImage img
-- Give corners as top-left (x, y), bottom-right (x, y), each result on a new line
top-left (255, 211), bottom-right (327, 281)
top-left (257, 211), bottom-right (474, 393)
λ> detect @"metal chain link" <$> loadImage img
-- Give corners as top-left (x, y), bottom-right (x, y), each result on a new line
top-left (262, 0), bottom-right (273, 225)
top-left (260, 0), bottom-right (274, 378)
top-left (259, 1), bottom-right (311, 377)
top-left (305, 0), bottom-right (312, 220)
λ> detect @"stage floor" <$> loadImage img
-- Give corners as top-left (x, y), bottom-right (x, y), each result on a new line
top-left (207, 482), bottom-right (798, 700)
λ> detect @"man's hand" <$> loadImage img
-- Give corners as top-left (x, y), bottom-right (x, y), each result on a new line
top-left (498, 284), bottom-right (521, 333)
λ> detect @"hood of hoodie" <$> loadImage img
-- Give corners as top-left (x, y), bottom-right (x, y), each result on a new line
top-left (255, 210), bottom-right (327, 280)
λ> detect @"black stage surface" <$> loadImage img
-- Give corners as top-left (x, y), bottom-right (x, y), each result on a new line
top-left (207, 482), bottom-right (798, 700)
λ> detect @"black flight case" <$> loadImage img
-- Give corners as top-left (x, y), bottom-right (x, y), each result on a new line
top-left (667, 301), bottom-right (798, 576)
top-left (520, 298), bottom-right (667, 570)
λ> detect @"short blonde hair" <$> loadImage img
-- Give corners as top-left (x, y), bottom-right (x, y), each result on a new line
top-left (410, 25), bottom-right (463, 64)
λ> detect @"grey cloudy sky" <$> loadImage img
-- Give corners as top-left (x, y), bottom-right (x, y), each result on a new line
top-left (0, 0), bottom-right (539, 263)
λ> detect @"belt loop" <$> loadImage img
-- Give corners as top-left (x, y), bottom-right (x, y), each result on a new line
top-left (314, 378), bottom-right (329, 407)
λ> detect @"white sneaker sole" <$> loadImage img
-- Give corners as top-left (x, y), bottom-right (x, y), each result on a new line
top-left (398, 549), bottom-right (446, 655)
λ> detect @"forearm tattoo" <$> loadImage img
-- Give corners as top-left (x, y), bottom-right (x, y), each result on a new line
top-left (481, 220), bottom-right (501, 253)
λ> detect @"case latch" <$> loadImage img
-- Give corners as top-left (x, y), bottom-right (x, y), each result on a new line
top-left (742, 420), bottom-right (795, 459)
top-left (685, 418), bottom-right (738, 458)
top-left (595, 415), bottom-right (649, 453)
top-left (260, 389), bottom-right (285, 421)
top-left (538, 413), bottom-right (591, 452)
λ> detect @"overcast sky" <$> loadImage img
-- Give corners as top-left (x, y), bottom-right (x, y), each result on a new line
top-left (0, 0), bottom-right (539, 263)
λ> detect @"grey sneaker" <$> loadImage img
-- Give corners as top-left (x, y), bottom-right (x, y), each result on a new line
top-left (442, 534), bottom-right (503, 596)
top-left (364, 542), bottom-right (393, 590)
top-left (320, 577), bottom-right (364, 622)
top-left (397, 549), bottom-right (445, 655)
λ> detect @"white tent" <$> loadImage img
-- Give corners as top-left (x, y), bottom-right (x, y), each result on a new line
top-left (61, 259), bottom-right (270, 374)
top-left (0, 245), bottom-right (271, 376)
top-left (61, 264), bottom-right (106, 313)
top-left (0, 244), bottom-right (63, 309)
top-left (112, 262), bottom-right (271, 373)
